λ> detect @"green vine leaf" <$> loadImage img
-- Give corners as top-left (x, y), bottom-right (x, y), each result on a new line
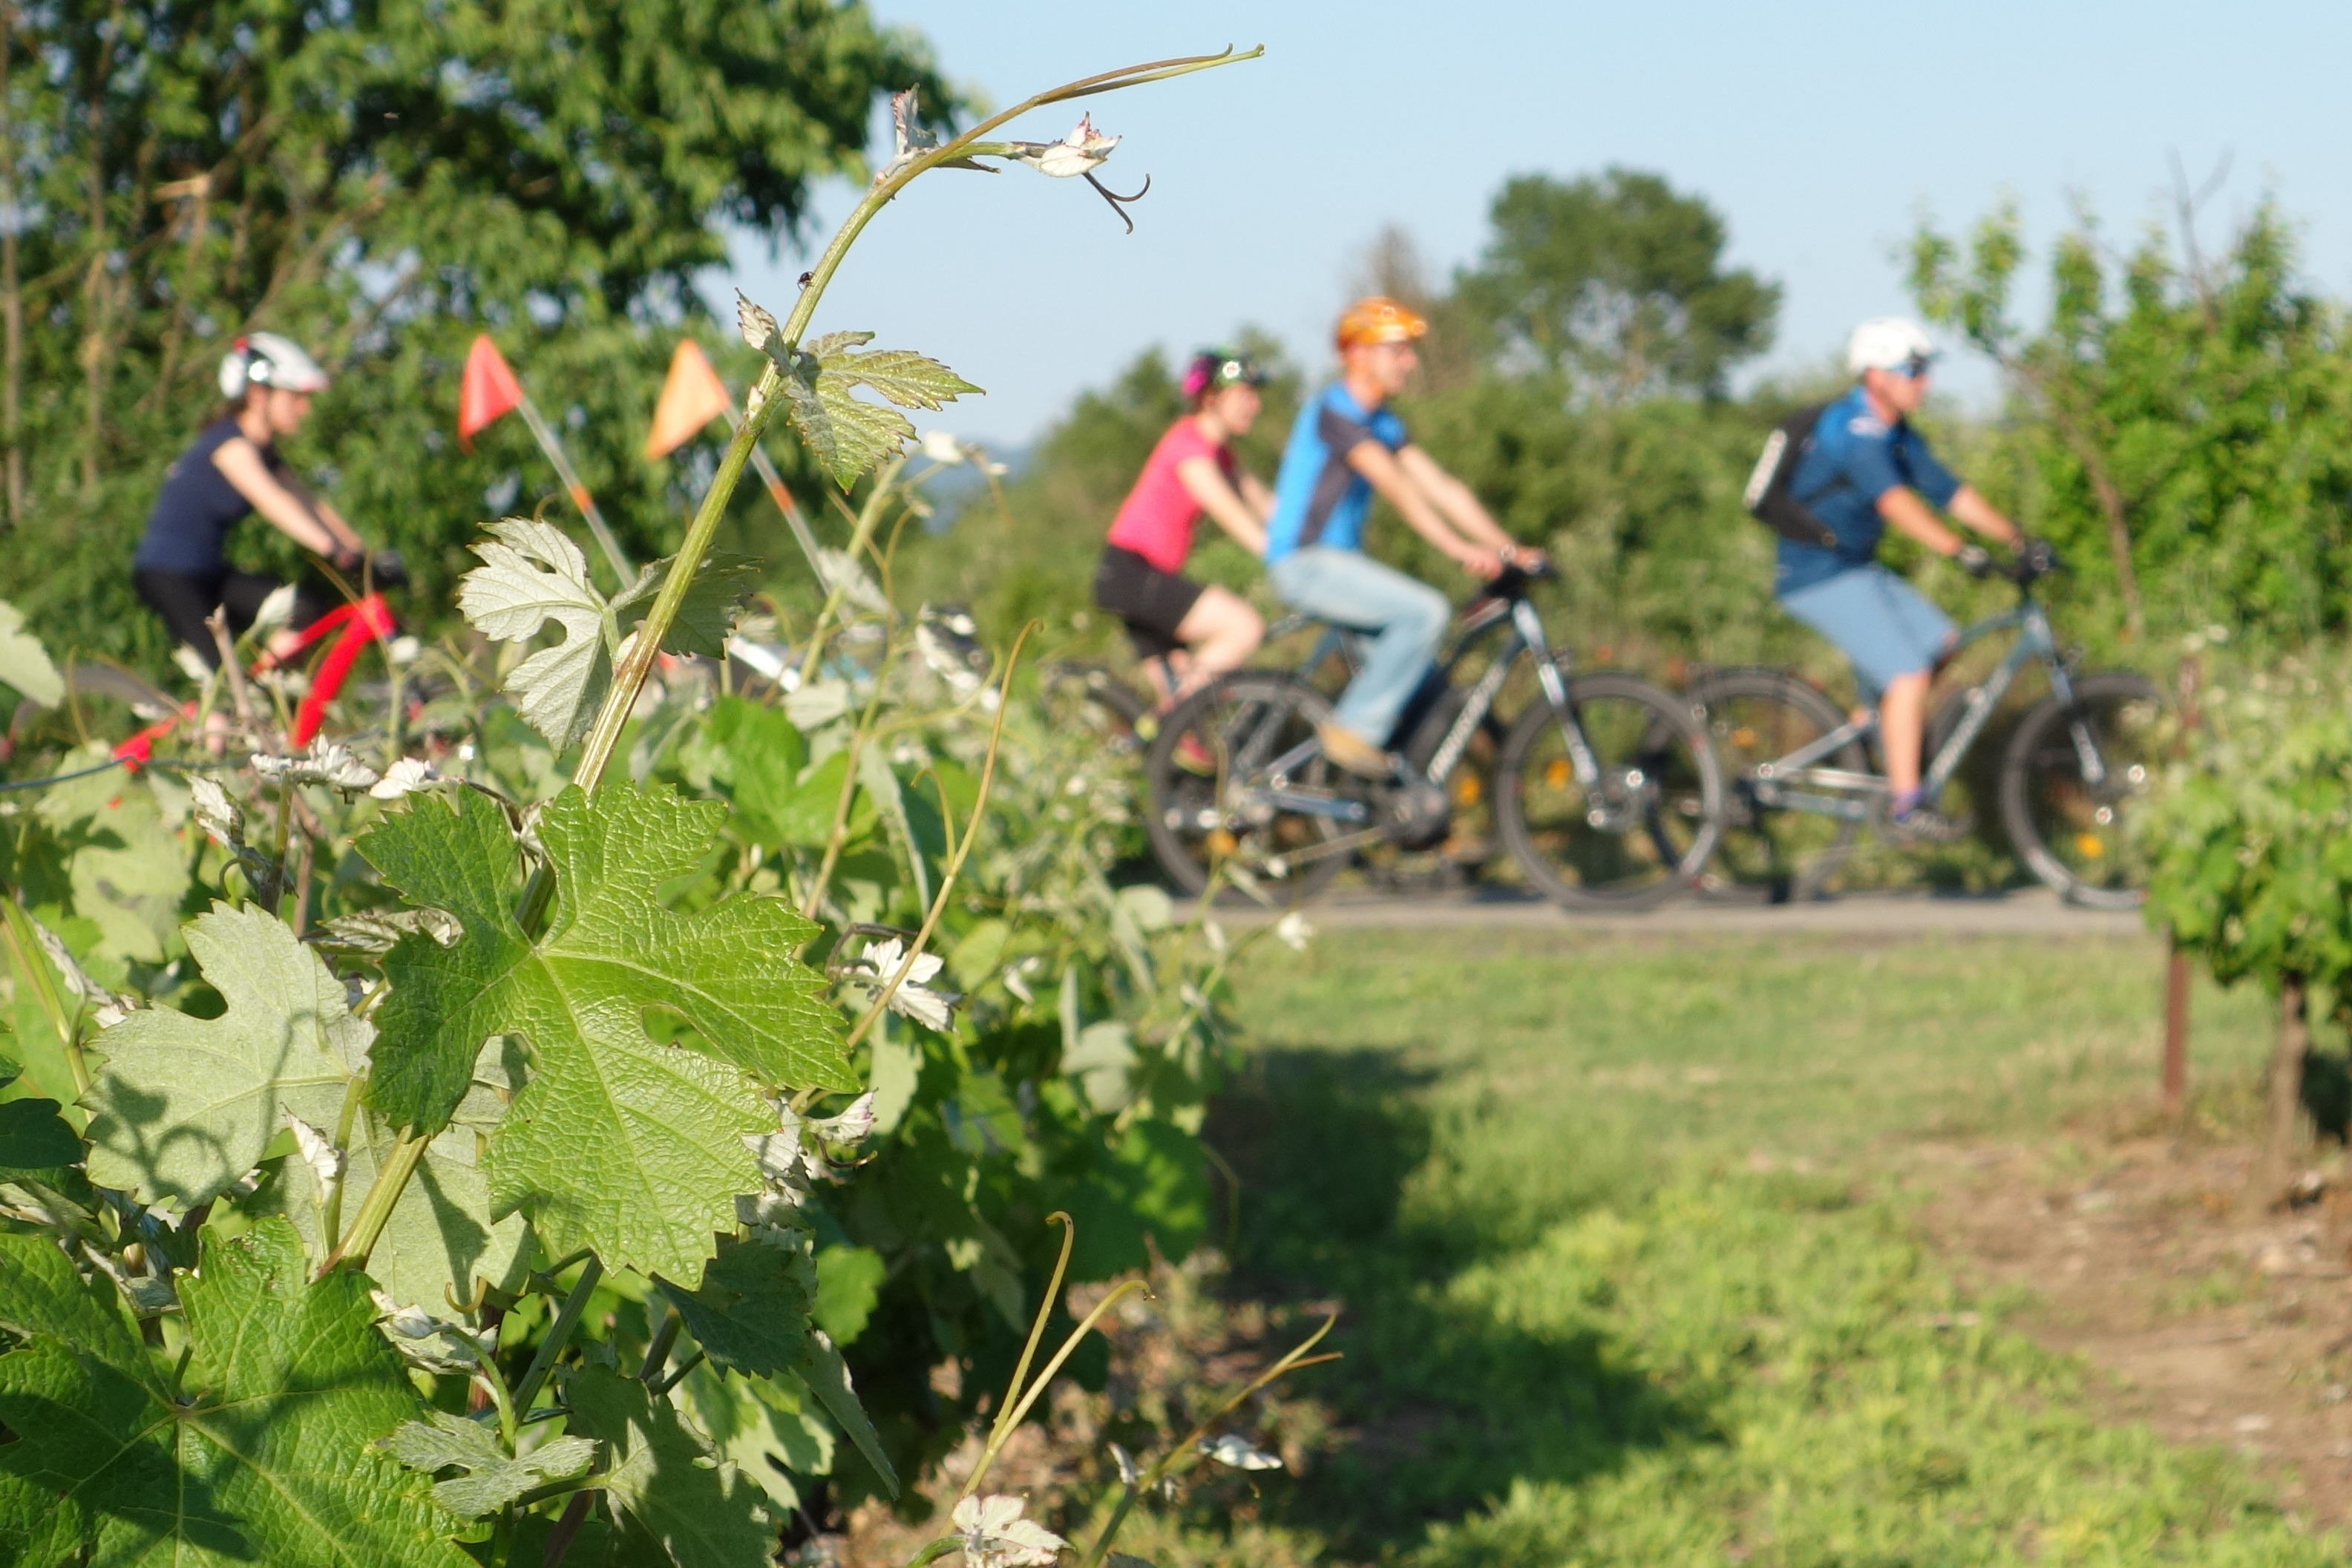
top-left (0, 1096), bottom-right (79, 1175)
top-left (82, 904), bottom-right (365, 1208)
top-left (456, 517), bottom-right (615, 752)
top-left (658, 1235), bottom-right (815, 1379)
top-left (611, 552), bottom-right (766, 659)
top-left (561, 1363), bottom-right (773, 1568)
top-left (381, 1411), bottom-right (596, 1520)
top-left (777, 331), bottom-right (979, 486)
top-left (286, 1082), bottom-right (532, 1315)
top-left (37, 761), bottom-right (189, 967)
top-left (0, 597), bottom-right (62, 706)
top-left (0, 1218), bottom-right (470, 1567)
top-left (360, 784), bottom-right (849, 1286)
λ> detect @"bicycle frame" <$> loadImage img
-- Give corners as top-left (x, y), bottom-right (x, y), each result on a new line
top-left (1746, 592), bottom-right (2087, 821)
top-left (112, 591), bottom-right (399, 767)
top-left (1236, 580), bottom-right (1604, 829)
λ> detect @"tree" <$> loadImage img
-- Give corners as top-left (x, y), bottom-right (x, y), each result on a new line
top-left (1452, 168), bottom-right (1781, 401)
top-left (0, 0), bottom-right (956, 666)
top-left (1911, 198), bottom-right (2352, 648)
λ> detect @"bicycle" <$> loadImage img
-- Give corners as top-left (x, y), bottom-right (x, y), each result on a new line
top-left (1688, 543), bottom-right (2166, 908)
top-left (1141, 564), bottom-right (1723, 909)
top-left (86, 554), bottom-right (416, 767)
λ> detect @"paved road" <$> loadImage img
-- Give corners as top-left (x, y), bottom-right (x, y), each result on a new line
top-left (1182, 885), bottom-right (2152, 939)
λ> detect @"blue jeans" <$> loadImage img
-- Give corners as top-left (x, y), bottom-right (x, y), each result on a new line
top-left (1268, 547), bottom-right (1449, 745)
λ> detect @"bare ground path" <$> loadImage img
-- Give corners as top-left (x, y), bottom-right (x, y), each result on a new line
top-left (1187, 884), bottom-right (2149, 938)
top-left (1917, 1133), bottom-right (2352, 1528)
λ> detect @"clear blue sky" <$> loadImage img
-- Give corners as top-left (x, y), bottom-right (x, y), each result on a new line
top-left (718, 0), bottom-right (2352, 446)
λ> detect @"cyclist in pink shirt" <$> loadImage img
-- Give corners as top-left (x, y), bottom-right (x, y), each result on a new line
top-left (1093, 350), bottom-right (1275, 706)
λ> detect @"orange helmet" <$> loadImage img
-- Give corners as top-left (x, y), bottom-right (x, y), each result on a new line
top-left (1335, 296), bottom-right (1429, 351)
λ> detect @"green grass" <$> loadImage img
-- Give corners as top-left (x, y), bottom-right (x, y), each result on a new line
top-left (1189, 927), bottom-right (2327, 1565)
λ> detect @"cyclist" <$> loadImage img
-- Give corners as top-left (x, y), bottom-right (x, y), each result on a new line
top-left (1774, 317), bottom-right (2024, 841)
top-left (133, 332), bottom-right (366, 670)
top-left (1264, 296), bottom-right (1542, 778)
top-left (1093, 348), bottom-right (1274, 707)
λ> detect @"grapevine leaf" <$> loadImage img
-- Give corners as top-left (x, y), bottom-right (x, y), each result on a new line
top-left (0, 1218), bottom-right (471, 1567)
top-left (562, 1362), bottom-right (772, 1568)
top-left (360, 784), bottom-right (848, 1285)
top-left (670, 1359), bottom-right (833, 1515)
top-left (82, 904), bottom-right (365, 1207)
top-left (287, 1101), bottom-right (531, 1315)
top-left (799, 1328), bottom-right (899, 1496)
top-left (0, 597), bottom-right (62, 706)
top-left (611, 551), bottom-right (765, 659)
top-left (833, 347), bottom-right (983, 412)
top-left (382, 1411), bottom-right (595, 1519)
top-left (657, 1235), bottom-right (815, 1379)
top-left (779, 368), bottom-right (914, 487)
top-left (37, 762), bottom-right (189, 966)
top-left (456, 516), bottom-right (615, 751)
top-left (0, 1097), bottom-right (79, 1174)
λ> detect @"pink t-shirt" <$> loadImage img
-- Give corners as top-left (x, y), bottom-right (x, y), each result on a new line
top-left (1105, 416), bottom-right (1237, 574)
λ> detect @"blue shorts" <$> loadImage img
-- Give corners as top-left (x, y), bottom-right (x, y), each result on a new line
top-left (1776, 564), bottom-right (1954, 699)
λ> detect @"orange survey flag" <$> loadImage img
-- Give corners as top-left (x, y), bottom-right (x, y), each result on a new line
top-left (645, 340), bottom-right (734, 459)
top-left (457, 334), bottom-right (525, 451)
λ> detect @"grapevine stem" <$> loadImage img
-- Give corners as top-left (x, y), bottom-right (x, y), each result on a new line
top-left (513, 1257), bottom-right (605, 1417)
top-left (638, 1305), bottom-right (681, 1385)
top-left (960, 1279), bottom-right (1150, 1502)
top-left (318, 1073), bottom-right (364, 1254)
top-left (842, 624), bottom-right (1031, 1054)
top-left (1075, 1316), bottom-right (1340, 1568)
top-left (563, 45), bottom-right (1261, 796)
top-left (321, 1129), bottom-right (426, 1273)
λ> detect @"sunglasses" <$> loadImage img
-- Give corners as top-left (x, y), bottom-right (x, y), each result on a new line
top-left (1890, 355), bottom-right (1934, 380)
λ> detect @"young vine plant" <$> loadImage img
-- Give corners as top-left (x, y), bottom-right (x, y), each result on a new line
top-left (0, 46), bottom-right (1337, 1568)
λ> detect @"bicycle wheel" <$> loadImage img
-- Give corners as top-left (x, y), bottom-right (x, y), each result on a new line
top-left (1144, 672), bottom-right (1353, 902)
top-left (1493, 672), bottom-right (1721, 910)
top-left (1999, 670), bottom-right (2166, 909)
top-left (1039, 662), bottom-right (1153, 761)
top-left (1690, 668), bottom-right (1867, 902)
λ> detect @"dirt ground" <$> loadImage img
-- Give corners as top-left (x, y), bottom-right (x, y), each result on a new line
top-left (1917, 1132), bottom-right (2352, 1526)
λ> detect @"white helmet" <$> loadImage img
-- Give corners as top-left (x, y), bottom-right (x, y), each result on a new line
top-left (217, 332), bottom-right (330, 398)
top-left (1844, 317), bottom-right (1938, 376)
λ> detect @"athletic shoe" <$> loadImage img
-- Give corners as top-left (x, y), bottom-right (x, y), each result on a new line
top-left (1317, 722), bottom-right (1393, 780)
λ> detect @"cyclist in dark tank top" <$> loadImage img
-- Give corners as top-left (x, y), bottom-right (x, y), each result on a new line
top-left (134, 332), bottom-right (367, 669)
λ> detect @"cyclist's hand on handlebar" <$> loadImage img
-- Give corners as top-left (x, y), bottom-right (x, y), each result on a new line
top-left (2014, 536), bottom-right (2063, 578)
top-left (328, 544), bottom-right (366, 577)
top-left (1953, 542), bottom-right (1996, 579)
top-left (1505, 543), bottom-right (1550, 574)
top-left (1459, 548), bottom-right (1505, 582)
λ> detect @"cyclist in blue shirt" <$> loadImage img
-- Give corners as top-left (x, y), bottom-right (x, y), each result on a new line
top-left (1776, 318), bottom-right (2024, 840)
top-left (1266, 297), bottom-right (1543, 778)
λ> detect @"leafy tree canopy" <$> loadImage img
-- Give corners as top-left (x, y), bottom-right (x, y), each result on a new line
top-left (1453, 168), bottom-right (1781, 401)
top-left (0, 0), bottom-right (957, 664)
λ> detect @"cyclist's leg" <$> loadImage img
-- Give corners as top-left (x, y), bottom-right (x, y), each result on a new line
top-left (1170, 585), bottom-right (1262, 698)
top-left (1777, 565), bottom-right (1953, 798)
top-left (1095, 544), bottom-right (1205, 711)
top-left (1268, 547), bottom-right (1446, 747)
top-left (133, 568), bottom-right (231, 668)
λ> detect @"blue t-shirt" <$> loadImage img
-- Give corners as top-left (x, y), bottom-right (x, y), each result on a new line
top-left (136, 418), bottom-right (291, 576)
top-left (1774, 386), bottom-right (1963, 597)
top-left (1265, 383), bottom-right (1409, 564)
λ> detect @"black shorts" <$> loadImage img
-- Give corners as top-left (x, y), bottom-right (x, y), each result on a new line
top-left (132, 568), bottom-right (331, 669)
top-left (1093, 544), bottom-right (1203, 662)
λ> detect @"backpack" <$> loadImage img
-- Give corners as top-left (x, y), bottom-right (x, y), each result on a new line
top-left (1743, 403), bottom-right (1838, 549)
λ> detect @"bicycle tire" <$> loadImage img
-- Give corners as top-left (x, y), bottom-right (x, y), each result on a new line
top-left (1689, 668), bottom-right (1867, 903)
top-left (1998, 670), bottom-right (2166, 909)
top-left (1143, 671), bottom-right (1352, 902)
top-left (1493, 672), bottom-right (1722, 911)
